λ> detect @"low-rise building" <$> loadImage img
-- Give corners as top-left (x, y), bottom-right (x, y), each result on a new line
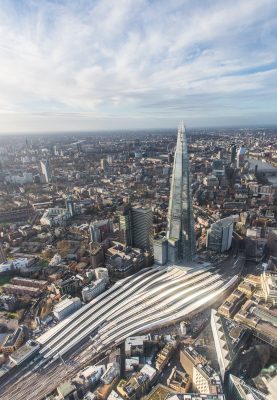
top-left (117, 365), bottom-right (156, 400)
top-left (11, 277), bottom-right (48, 290)
top-left (106, 242), bottom-right (151, 280)
top-left (1, 327), bottom-right (25, 355)
top-left (9, 340), bottom-right (40, 365)
top-left (3, 284), bottom-right (41, 298)
top-left (101, 362), bottom-right (120, 385)
top-left (234, 300), bottom-right (277, 348)
top-left (167, 367), bottom-right (191, 393)
top-left (261, 271), bottom-right (277, 304)
top-left (0, 294), bottom-right (18, 311)
top-left (155, 342), bottom-right (175, 371)
top-left (125, 335), bottom-right (151, 357)
top-left (53, 297), bottom-right (82, 321)
top-left (94, 267), bottom-right (109, 283)
top-left (82, 279), bottom-right (106, 302)
top-left (57, 381), bottom-right (77, 400)
top-left (40, 207), bottom-right (71, 227)
top-left (218, 290), bottom-right (246, 319)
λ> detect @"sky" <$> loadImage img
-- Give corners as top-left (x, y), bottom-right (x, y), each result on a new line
top-left (0, 0), bottom-right (277, 134)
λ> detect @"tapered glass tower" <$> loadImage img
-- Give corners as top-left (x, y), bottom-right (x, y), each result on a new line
top-left (166, 121), bottom-right (195, 262)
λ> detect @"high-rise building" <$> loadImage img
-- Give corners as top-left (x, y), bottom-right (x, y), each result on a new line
top-left (89, 219), bottom-right (113, 243)
top-left (237, 147), bottom-right (246, 168)
top-left (154, 122), bottom-right (195, 264)
top-left (100, 158), bottom-right (108, 169)
top-left (65, 196), bottom-right (75, 217)
top-left (230, 144), bottom-right (237, 164)
top-left (118, 203), bottom-right (153, 250)
top-left (227, 374), bottom-right (269, 400)
top-left (166, 121), bottom-right (195, 263)
top-left (76, 142), bottom-right (82, 154)
top-left (0, 242), bottom-right (6, 263)
top-left (131, 206), bottom-right (153, 250)
top-left (119, 203), bottom-right (133, 246)
top-left (40, 159), bottom-right (52, 183)
top-left (206, 217), bottom-right (234, 253)
top-left (212, 159), bottom-right (224, 177)
top-left (153, 232), bottom-right (168, 265)
top-left (90, 242), bottom-right (105, 268)
top-left (107, 155), bottom-right (113, 165)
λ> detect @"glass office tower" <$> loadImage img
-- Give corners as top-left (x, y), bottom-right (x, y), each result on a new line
top-left (167, 121), bottom-right (195, 263)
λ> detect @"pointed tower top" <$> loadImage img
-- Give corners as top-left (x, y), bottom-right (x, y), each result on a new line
top-left (178, 120), bottom-right (186, 144)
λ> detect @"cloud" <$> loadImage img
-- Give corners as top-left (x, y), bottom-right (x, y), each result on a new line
top-left (0, 0), bottom-right (276, 132)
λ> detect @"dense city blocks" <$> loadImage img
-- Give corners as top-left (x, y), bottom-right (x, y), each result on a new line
top-left (0, 125), bottom-right (276, 400)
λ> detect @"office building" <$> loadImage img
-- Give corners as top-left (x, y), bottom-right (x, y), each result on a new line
top-left (167, 122), bottom-right (195, 262)
top-left (0, 242), bottom-right (6, 263)
top-left (180, 346), bottom-right (223, 395)
top-left (131, 206), bottom-right (153, 250)
top-left (90, 242), bottom-right (105, 268)
top-left (117, 366), bottom-right (155, 399)
top-left (154, 122), bottom-right (195, 264)
top-left (107, 155), bottom-right (113, 164)
top-left (237, 147), bottom-right (246, 168)
top-left (227, 374), bottom-right (268, 400)
top-left (231, 144), bottom-right (237, 164)
top-left (119, 204), bottom-right (153, 250)
top-left (153, 232), bottom-right (168, 265)
top-left (76, 142), bottom-right (82, 154)
top-left (54, 276), bottom-right (81, 296)
top-left (206, 217), bottom-right (234, 253)
top-left (40, 159), bottom-right (52, 183)
top-left (212, 159), bottom-right (225, 177)
top-left (119, 203), bottom-right (133, 246)
top-left (125, 335), bottom-right (151, 357)
top-left (89, 219), bottom-right (113, 243)
top-left (267, 229), bottom-right (277, 257)
top-left (65, 196), bottom-right (75, 217)
top-left (211, 309), bottom-right (249, 382)
top-left (53, 297), bottom-right (82, 321)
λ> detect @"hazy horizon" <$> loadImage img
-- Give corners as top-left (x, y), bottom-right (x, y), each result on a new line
top-left (1, 124), bottom-right (277, 139)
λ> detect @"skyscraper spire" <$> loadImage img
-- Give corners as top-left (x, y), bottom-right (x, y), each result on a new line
top-left (153, 121), bottom-right (195, 265)
top-left (166, 121), bottom-right (195, 263)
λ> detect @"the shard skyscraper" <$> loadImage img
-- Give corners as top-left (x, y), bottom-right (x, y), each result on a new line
top-left (153, 122), bottom-right (195, 265)
top-left (166, 121), bottom-right (195, 263)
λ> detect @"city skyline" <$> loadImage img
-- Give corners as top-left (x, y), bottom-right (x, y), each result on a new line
top-left (0, 0), bottom-right (277, 134)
